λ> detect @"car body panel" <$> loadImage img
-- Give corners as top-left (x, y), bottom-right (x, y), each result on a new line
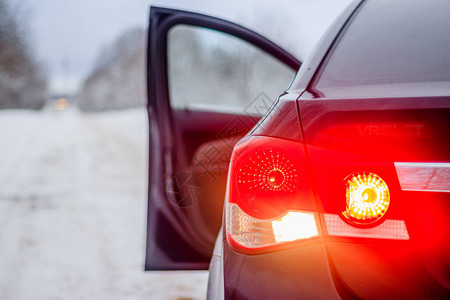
top-left (297, 0), bottom-right (450, 295)
top-left (220, 0), bottom-right (450, 298)
top-left (223, 240), bottom-right (342, 300)
top-left (297, 92), bottom-right (450, 299)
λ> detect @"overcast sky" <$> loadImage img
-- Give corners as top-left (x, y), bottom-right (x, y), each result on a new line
top-left (14, 0), bottom-right (353, 94)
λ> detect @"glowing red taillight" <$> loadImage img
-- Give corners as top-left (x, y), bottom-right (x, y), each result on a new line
top-left (238, 148), bottom-right (298, 193)
top-left (226, 136), bottom-right (319, 251)
top-left (225, 136), bottom-right (410, 252)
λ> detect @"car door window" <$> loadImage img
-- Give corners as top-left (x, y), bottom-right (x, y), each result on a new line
top-left (165, 25), bottom-right (297, 244)
top-left (168, 25), bottom-right (295, 116)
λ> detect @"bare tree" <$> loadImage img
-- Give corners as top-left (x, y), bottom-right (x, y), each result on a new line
top-left (78, 27), bottom-right (146, 111)
top-left (0, 0), bottom-right (47, 110)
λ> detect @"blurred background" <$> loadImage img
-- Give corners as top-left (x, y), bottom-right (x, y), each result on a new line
top-left (0, 0), bottom-right (351, 299)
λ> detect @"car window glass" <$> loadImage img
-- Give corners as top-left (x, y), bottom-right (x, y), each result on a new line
top-left (315, 0), bottom-right (450, 97)
top-left (168, 25), bottom-right (295, 116)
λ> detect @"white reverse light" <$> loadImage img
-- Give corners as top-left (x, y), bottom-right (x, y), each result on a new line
top-left (272, 211), bottom-right (318, 243)
top-left (226, 203), bottom-right (318, 250)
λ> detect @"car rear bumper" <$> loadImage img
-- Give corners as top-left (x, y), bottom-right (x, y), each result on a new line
top-left (220, 237), bottom-right (450, 299)
top-left (222, 240), bottom-right (341, 300)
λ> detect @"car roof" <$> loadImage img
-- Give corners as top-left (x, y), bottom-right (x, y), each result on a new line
top-left (288, 0), bottom-right (363, 94)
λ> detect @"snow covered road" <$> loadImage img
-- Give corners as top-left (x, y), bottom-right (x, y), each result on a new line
top-left (0, 107), bottom-right (208, 300)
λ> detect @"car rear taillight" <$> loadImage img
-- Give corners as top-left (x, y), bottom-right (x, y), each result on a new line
top-left (305, 144), bottom-right (410, 241)
top-left (225, 136), bottom-right (319, 252)
top-left (225, 136), bottom-right (411, 253)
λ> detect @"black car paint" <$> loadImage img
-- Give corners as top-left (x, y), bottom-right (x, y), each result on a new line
top-left (146, 1), bottom-right (450, 299)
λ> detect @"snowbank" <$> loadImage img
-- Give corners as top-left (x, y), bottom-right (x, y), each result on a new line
top-left (0, 107), bottom-right (208, 300)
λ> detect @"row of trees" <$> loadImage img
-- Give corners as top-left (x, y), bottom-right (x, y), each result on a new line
top-left (0, 0), bottom-right (47, 110)
top-left (77, 28), bottom-right (146, 111)
top-left (77, 25), bottom-right (293, 113)
top-left (1, 2), bottom-right (293, 112)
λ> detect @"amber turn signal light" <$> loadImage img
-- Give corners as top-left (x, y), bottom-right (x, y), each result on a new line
top-left (342, 172), bottom-right (390, 225)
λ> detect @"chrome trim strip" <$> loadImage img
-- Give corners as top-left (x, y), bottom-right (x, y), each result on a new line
top-left (395, 162), bottom-right (450, 193)
top-left (324, 214), bottom-right (409, 240)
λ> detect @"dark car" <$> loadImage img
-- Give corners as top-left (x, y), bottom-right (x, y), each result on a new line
top-left (145, 0), bottom-right (450, 299)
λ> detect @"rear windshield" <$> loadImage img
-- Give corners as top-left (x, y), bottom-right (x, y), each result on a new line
top-left (315, 0), bottom-right (450, 97)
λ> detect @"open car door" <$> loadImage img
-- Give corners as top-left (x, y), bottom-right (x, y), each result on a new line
top-left (145, 6), bottom-right (300, 270)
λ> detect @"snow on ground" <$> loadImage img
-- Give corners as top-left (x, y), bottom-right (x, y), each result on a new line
top-left (0, 106), bottom-right (208, 300)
